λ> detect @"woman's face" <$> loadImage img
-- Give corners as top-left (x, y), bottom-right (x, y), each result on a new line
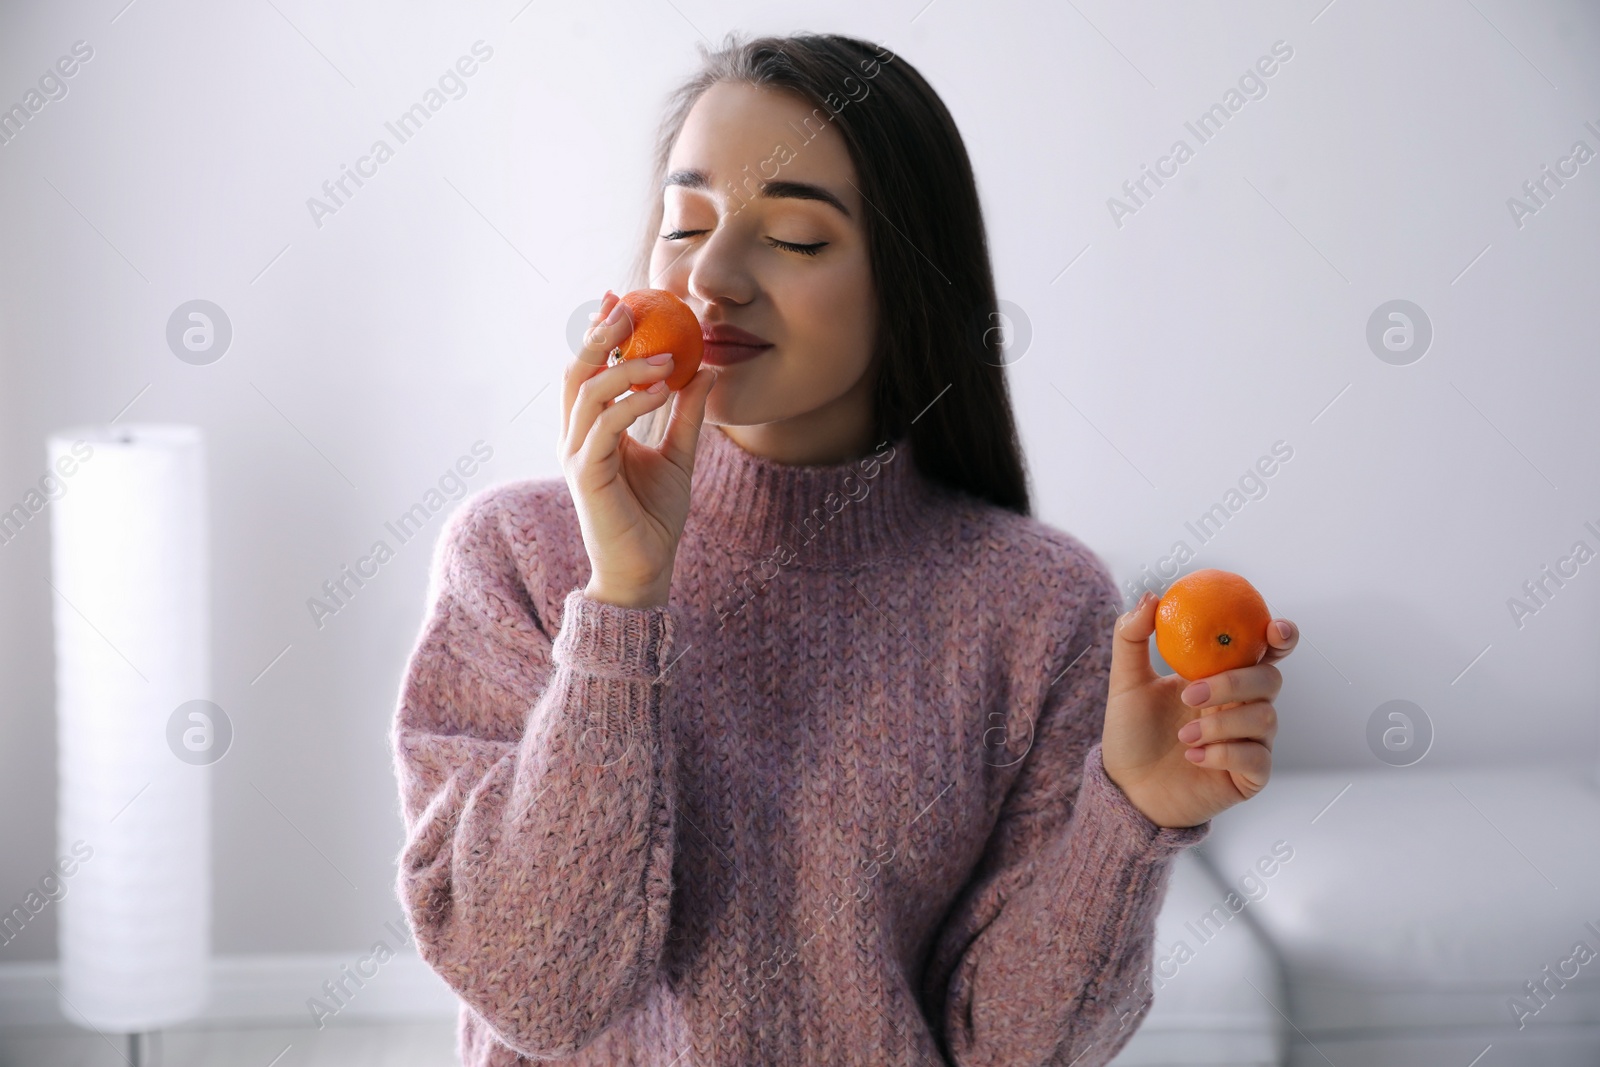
top-left (650, 80), bottom-right (878, 460)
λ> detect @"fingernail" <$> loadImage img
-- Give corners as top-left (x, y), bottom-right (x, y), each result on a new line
top-left (646, 380), bottom-right (667, 393)
top-left (1185, 747), bottom-right (1206, 762)
top-left (1138, 591), bottom-right (1156, 610)
top-left (1276, 620), bottom-right (1293, 640)
top-left (1178, 721), bottom-right (1202, 743)
top-left (646, 352), bottom-right (673, 365)
top-left (1182, 681), bottom-right (1209, 706)
top-left (603, 299), bottom-right (626, 326)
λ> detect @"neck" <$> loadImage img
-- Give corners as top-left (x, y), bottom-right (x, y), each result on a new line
top-left (713, 363), bottom-right (879, 465)
top-left (717, 421), bottom-right (878, 466)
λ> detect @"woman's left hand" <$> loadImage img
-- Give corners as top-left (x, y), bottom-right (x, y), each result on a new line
top-left (1100, 590), bottom-right (1297, 830)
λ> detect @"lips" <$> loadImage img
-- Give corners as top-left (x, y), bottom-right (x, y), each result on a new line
top-left (701, 323), bottom-right (773, 366)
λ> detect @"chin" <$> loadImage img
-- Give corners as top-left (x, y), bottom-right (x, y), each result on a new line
top-left (702, 384), bottom-right (776, 428)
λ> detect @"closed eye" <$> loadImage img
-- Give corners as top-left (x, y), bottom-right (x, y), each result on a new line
top-left (770, 238), bottom-right (827, 257)
top-left (660, 229), bottom-right (828, 257)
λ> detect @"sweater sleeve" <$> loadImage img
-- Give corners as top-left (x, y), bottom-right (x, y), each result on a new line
top-left (920, 556), bottom-right (1209, 1067)
top-left (388, 487), bottom-right (679, 1061)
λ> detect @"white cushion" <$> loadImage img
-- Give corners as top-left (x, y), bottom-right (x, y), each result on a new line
top-left (1202, 767), bottom-right (1600, 1038)
top-left (1110, 848), bottom-right (1287, 1066)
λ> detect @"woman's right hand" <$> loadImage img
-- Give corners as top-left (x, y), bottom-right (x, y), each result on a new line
top-left (560, 289), bottom-right (718, 610)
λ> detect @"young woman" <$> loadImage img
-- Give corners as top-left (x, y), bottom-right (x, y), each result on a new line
top-left (391, 31), bottom-right (1296, 1067)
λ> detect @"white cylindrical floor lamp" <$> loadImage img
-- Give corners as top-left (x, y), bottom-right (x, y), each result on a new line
top-left (48, 423), bottom-right (211, 1061)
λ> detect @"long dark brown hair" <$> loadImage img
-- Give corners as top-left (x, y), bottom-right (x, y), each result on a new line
top-left (626, 31), bottom-right (1031, 516)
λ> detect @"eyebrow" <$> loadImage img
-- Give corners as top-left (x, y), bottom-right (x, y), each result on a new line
top-left (662, 168), bottom-right (853, 220)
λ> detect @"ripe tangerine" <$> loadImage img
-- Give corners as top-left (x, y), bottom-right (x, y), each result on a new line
top-left (610, 288), bottom-right (703, 392)
top-left (1154, 568), bottom-right (1272, 682)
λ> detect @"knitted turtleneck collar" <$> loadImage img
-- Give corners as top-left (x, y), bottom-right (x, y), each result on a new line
top-left (684, 422), bottom-right (946, 570)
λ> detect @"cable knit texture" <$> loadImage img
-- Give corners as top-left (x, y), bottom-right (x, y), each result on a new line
top-left (390, 424), bottom-right (1210, 1066)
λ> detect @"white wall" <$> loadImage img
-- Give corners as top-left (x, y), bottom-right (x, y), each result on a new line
top-left (1, 0), bottom-right (1595, 967)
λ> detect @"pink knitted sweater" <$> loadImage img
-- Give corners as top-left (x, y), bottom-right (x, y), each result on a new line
top-left (391, 423), bottom-right (1210, 1066)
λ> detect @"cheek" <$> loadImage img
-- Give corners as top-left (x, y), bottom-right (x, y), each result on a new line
top-left (790, 263), bottom-right (874, 363)
top-left (647, 243), bottom-right (672, 284)
top-left (648, 233), bottom-right (699, 287)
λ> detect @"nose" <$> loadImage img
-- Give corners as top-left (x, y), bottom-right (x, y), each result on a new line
top-left (682, 222), bottom-right (759, 313)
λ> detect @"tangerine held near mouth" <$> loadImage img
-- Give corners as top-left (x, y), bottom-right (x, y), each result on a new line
top-left (1153, 568), bottom-right (1272, 682)
top-left (611, 288), bottom-right (703, 392)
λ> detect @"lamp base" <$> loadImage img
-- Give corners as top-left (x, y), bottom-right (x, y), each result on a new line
top-left (128, 1031), bottom-right (162, 1066)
